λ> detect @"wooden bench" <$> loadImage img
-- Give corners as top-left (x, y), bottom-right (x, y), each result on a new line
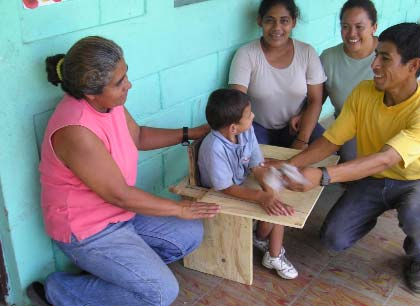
top-left (171, 142), bottom-right (339, 285)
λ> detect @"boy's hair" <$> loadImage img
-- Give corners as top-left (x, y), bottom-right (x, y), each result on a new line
top-left (379, 23), bottom-right (420, 77)
top-left (206, 89), bottom-right (250, 130)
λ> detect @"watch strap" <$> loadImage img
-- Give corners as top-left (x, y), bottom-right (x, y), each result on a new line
top-left (318, 167), bottom-right (331, 186)
top-left (181, 127), bottom-right (190, 146)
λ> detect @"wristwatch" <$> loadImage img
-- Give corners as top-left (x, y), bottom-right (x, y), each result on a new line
top-left (181, 127), bottom-right (190, 146)
top-left (318, 167), bottom-right (331, 186)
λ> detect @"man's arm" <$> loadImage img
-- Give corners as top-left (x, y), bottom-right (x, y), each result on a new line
top-left (287, 145), bottom-right (402, 191)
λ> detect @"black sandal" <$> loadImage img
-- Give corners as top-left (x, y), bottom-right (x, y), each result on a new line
top-left (26, 281), bottom-right (52, 306)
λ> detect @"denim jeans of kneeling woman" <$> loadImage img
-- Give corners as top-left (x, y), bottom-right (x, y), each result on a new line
top-left (44, 215), bottom-right (204, 306)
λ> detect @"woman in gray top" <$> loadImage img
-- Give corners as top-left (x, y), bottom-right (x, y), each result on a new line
top-left (320, 0), bottom-right (378, 162)
top-left (229, 0), bottom-right (326, 150)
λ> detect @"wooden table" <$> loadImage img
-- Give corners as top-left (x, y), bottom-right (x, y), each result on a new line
top-left (171, 145), bottom-right (339, 285)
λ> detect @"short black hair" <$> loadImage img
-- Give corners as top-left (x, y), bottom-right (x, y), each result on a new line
top-left (339, 0), bottom-right (377, 25)
top-left (206, 89), bottom-right (251, 130)
top-left (379, 23), bottom-right (420, 77)
top-left (258, 0), bottom-right (300, 20)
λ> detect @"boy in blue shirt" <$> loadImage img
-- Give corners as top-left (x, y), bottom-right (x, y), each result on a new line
top-left (198, 89), bottom-right (298, 279)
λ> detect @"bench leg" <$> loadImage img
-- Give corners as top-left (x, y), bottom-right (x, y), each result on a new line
top-left (184, 213), bottom-right (253, 285)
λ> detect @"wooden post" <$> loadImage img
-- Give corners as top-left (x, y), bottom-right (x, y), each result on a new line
top-left (184, 214), bottom-right (253, 285)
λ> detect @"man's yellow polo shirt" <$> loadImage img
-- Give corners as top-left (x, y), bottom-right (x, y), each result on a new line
top-left (324, 80), bottom-right (420, 180)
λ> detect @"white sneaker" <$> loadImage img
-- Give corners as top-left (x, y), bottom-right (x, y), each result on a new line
top-left (262, 248), bottom-right (298, 279)
top-left (253, 233), bottom-right (269, 253)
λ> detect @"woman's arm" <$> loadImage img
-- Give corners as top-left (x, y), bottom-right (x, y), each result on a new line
top-left (124, 108), bottom-right (210, 150)
top-left (52, 126), bottom-right (219, 219)
top-left (291, 83), bottom-right (323, 149)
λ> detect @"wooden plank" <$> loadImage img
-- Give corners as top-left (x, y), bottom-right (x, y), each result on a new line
top-left (173, 145), bottom-right (339, 228)
top-left (184, 214), bottom-right (253, 285)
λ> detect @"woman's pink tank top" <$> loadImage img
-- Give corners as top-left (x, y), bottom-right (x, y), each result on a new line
top-left (39, 95), bottom-right (137, 243)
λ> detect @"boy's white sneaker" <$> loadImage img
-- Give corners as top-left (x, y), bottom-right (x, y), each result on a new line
top-left (262, 248), bottom-right (298, 279)
top-left (253, 233), bottom-right (269, 253)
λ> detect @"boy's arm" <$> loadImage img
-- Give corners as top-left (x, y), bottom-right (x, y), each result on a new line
top-left (221, 182), bottom-right (294, 216)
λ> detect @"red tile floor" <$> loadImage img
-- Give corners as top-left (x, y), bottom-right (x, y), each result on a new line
top-left (170, 184), bottom-right (420, 306)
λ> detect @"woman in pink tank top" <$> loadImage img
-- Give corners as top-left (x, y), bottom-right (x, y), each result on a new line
top-left (27, 36), bottom-right (220, 306)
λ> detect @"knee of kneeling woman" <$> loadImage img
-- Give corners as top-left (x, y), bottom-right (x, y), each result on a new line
top-left (161, 276), bottom-right (179, 306)
top-left (185, 220), bottom-right (204, 253)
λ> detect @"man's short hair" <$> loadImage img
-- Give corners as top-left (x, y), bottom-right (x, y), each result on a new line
top-left (379, 22), bottom-right (420, 77)
top-left (206, 89), bottom-right (251, 130)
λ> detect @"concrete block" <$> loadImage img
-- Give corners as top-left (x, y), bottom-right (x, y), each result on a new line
top-left (163, 146), bottom-right (189, 188)
top-left (20, 0), bottom-right (100, 42)
top-left (294, 15), bottom-right (336, 47)
top-left (158, 188), bottom-right (181, 201)
top-left (137, 155), bottom-right (163, 194)
top-left (125, 74), bottom-right (161, 121)
top-left (298, 0), bottom-right (343, 21)
top-left (33, 109), bottom-right (54, 159)
top-left (160, 54), bottom-right (218, 108)
top-left (218, 47), bottom-right (238, 87)
top-left (406, 6), bottom-right (420, 22)
top-left (9, 209), bottom-right (55, 286)
top-left (100, 0), bottom-right (145, 24)
top-left (140, 102), bottom-right (192, 129)
top-left (381, 0), bottom-right (402, 16)
top-left (191, 93), bottom-right (211, 127)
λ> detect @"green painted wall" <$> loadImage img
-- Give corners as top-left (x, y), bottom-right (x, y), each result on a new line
top-left (0, 0), bottom-right (419, 304)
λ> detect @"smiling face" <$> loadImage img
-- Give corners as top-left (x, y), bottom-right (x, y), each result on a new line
top-left (371, 41), bottom-right (414, 93)
top-left (258, 4), bottom-right (296, 49)
top-left (85, 59), bottom-right (132, 112)
top-left (341, 7), bottom-right (377, 58)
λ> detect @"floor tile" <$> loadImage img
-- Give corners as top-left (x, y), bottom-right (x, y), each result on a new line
top-left (170, 261), bottom-right (223, 305)
top-left (195, 280), bottom-right (290, 306)
top-left (293, 279), bottom-right (382, 306)
top-left (386, 284), bottom-right (420, 306)
top-left (319, 248), bottom-right (401, 302)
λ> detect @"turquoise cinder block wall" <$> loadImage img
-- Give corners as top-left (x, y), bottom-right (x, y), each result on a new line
top-left (0, 0), bottom-right (419, 304)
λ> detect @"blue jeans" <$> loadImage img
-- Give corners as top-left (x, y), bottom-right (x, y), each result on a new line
top-left (253, 122), bottom-right (325, 147)
top-left (320, 177), bottom-right (420, 260)
top-left (45, 215), bottom-right (203, 306)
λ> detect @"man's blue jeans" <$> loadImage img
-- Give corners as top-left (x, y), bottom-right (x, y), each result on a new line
top-left (45, 215), bottom-right (203, 306)
top-left (320, 177), bottom-right (420, 260)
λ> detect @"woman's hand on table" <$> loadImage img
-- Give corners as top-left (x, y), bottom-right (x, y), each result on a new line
top-left (177, 200), bottom-right (220, 219)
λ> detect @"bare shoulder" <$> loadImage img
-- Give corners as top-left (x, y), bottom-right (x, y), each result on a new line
top-left (52, 125), bottom-right (104, 164)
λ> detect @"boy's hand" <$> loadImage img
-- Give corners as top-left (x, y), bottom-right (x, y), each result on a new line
top-left (257, 191), bottom-right (294, 216)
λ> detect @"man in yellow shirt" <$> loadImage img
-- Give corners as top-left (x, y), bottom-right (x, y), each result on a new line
top-left (286, 22), bottom-right (420, 292)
